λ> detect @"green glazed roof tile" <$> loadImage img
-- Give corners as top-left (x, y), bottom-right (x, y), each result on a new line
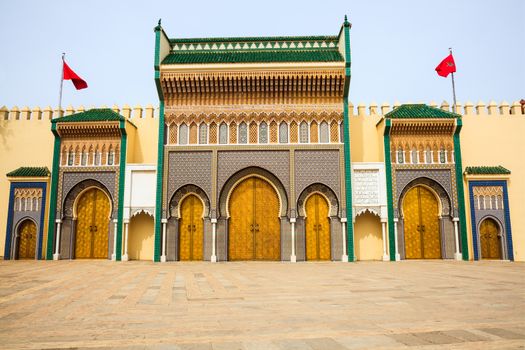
top-left (52, 108), bottom-right (125, 123)
top-left (162, 49), bottom-right (343, 64)
top-left (464, 166), bottom-right (511, 175)
top-left (385, 104), bottom-right (460, 119)
top-left (7, 167), bottom-right (50, 177)
top-left (169, 35), bottom-right (338, 44)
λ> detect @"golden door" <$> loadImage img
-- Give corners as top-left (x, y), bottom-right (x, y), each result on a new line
top-left (18, 220), bottom-right (36, 259)
top-left (75, 188), bottom-right (110, 259)
top-left (479, 218), bottom-right (501, 259)
top-left (179, 195), bottom-right (204, 261)
top-left (403, 186), bottom-right (441, 259)
top-left (305, 194), bottom-right (331, 260)
top-left (229, 177), bottom-right (280, 260)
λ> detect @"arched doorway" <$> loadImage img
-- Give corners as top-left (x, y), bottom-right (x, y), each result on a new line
top-left (402, 185), bottom-right (441, 259)
top-left (479, 218), bottom-right (501, 259)
top-left (355, 211), bottom-right (383, 261)
top-left (305, 193), bottom-right (331, 260)
top-left (128, 212), bottom-right (154, 261)
top-left (17, 219), bottom-right (37, 259)
top-left (228, 176), bottom-right (280, 260)
top-left (75, 188), bottom-right (111, 259)
top-left (179, 194), bottom-right (204, 261)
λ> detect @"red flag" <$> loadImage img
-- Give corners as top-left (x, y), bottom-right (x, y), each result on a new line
top-left (435, 54), bottom-right (456, 77)
top-left (63, 61), bottom-right (88, 90)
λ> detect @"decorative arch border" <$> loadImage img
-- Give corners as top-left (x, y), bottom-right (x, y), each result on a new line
top-left (130, 208), bottom-right (155, 219)
top-left (476, 215), bottom-right (505, 260)
top-left (4, 181), bottom-right (47, 260)
top-left (218, 167), bottom-right (288, 218)
top-left (355, 207), bottom-right (381, 218)
top-left (169, 184), bottom-right (210, 219)
top-left (12, 217), bottom-right (38, 259)
top-left (62, 179), bottom-right (114, 219)
top-left (297, 183), bottom-right (339, 218)
top-left (398, 177), bottom-right (452, 218)
top-left (468, 180), bottom-right (513, 261)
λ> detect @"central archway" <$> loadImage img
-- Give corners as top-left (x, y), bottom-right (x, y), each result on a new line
top-left (228, 176), bottom-right (280, 260)
top-left (75, 188), bottom-right (111, 259)
top-left (402, 185), bottom-right (441, 259)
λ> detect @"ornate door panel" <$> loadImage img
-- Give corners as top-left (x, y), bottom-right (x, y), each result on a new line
top-left (305, 194), bottom-right (331, 260)
top-left (76, 188), bottom-right (110, 259)
top-left (229, 177), bottom-right (280, 261)
top-left (254, 178), bottom-right (280, 260)
top-left (480, 218), bottom-right (501, 259)
top-left (179, 195), bottom-right (204, 261)
top-left (403, 186), bottom-right (440, 259)
top-left (18, 220), bottom-right (36, 259)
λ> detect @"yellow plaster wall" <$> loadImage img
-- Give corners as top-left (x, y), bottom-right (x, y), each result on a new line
top-left (354, 212), bottom-right (383, 260)
top-left (0, 116), bottom-right (54, 257)
top-left (129, 115), bottom-right (159, 164)
top-left (460, 114), bottom-right (525, 261)
top-left (127, 212), bottom-right (154, 261)
top-left (349, 113), bottom-right (383, 162)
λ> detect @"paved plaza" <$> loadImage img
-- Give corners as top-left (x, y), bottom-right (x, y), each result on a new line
top-left (0, 260), bottom-right (523, 349)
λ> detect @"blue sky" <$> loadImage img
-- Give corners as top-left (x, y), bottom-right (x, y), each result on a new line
top-left (1, 0), bottom-right (523, 108)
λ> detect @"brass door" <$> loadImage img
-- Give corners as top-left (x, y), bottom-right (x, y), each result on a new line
top-left (229, 177), bottom-right (280, 260)
top-left (403, 186), bottom-right (441, 259)
top-left (305, 193), bottom-right (331, 260)
top-left (75, 188), bottom-right (110, 259)
top-left (179, 194), bottom-right (204, 261)
top-left (480, 218), bottom-right (501, 259)
top-left (18, 220), bottom-right (36, 259)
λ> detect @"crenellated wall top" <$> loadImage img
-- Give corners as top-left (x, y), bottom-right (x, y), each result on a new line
top-left (1, 100), bottom-right (524, 121)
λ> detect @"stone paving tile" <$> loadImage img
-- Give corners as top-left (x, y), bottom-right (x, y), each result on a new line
top-left (0, 260), bottom-right (523, 349)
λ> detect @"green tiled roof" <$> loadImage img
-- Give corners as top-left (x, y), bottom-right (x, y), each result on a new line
top-left (169, 35), bottom-right (338, 44)
top-left (52, 109), bottom-right (125, 123)
top-left (163, 50), bottom-right (343, 64)
top-left (7, 167), bottom-right (50, 177)
top-left (385, 104), bottom-right (460, 119)
top-left (464, 166), bottom-right (511, 175)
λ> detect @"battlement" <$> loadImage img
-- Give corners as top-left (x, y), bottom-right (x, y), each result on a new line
top-left (0, 104), bottom-right (159, 121)
top-left (348, 100), bottom-right (525, 117)
top-left (1, 101), bottom-right (523, 121)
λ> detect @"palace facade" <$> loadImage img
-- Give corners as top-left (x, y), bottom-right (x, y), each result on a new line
top-left (2, 18), bottom-right (524, 262)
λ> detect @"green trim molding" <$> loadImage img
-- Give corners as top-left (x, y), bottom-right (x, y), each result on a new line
top-left (342, 17), bottom-right (354, 261)
top-left (46, 123), bottom-right (61, 260)
top-left (116, 120), bottom-right (127, 261)
top-left (383, 119), bottom-right (396, 261)
top-left (453, 119), bottom-right (469, 260)
top-left (153, 22), bottom-right (165, 262)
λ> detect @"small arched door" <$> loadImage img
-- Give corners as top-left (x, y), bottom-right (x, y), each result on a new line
top-left (76, 188), bottom-right (110, 259)
top-left (229, 177), bottom-right (280, 260)
top-left (305, 193), bottom-right (331, 260)
top-left (403, 186), bottom-right (441, 259)
top-left (479, 218), bottom-right (501, 259)
top-left (179, 194), bottom-right (204, 261)
top-left (17, 220), bottom-right (37, 259)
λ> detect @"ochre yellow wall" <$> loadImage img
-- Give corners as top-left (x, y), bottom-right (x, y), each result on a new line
top-left (127, 213), bottom-right (155, 261)
top-left (349, 112), bottom-right (383, 162)
top-left (354, 212), bottom-right (383, 260)
top-left (460, 113), bottom-right (525, 261)
top-left (0, 112), bottom-right (54, 257)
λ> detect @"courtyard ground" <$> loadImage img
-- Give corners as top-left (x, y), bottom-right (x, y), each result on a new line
top-left (0, 260), bottom-right (523, 349)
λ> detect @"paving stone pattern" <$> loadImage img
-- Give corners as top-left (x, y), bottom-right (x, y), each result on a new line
top-left (0, 260), bottom-right (523, 349)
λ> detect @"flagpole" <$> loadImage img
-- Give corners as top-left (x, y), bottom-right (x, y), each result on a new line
top-left (57, 53), bottom-right (65, 118)
top-left (449, 48), bottom-right (457, 112)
